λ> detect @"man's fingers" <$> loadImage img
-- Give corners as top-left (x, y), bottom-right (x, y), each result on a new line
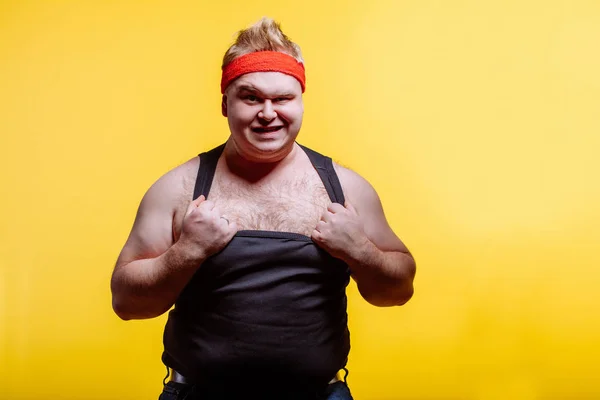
top-left (327, 203), bottom-right (345, 213)
top-left (192, 195), bottom-right (206, 207)
top-left (315, 220), bottom-right (327, 233)
top-left (186, 195), bottom-right (204, 215)
top-left (311, 229), bottom-right (321, 243)
top-left (198, 199), bottom-right (216, 212)
top-left (228, 221), bottom-right (239, 236)
top-left (210, 207), bottom-right (233, 231)
top-left (219, 216), bottom-right (229, 224)
top-left (345, 201), bottom-right (357, 214)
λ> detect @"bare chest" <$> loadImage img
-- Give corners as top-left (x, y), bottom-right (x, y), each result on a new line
top-left (208, 174), bottom-right (330, 237)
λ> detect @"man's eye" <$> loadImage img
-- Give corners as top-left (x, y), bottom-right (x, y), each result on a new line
top-left (246, 95), bottom-right (258, 102)
top-left (275, 97), bottom-right (289, 103)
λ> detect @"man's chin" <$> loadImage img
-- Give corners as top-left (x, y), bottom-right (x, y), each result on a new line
top-left (243, 138), bottom-right (295, 161)
top-left (248, 136), bottom-right (289, 151)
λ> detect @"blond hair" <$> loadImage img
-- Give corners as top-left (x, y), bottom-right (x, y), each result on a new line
top-left (222, 17), bottom-right (304, 69)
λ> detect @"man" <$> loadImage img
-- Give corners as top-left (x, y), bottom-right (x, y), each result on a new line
top-left (111, 17), bottom-right (416, 400)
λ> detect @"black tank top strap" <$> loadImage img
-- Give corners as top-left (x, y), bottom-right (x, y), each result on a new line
top-left (193, 142), bottom-right (345, 204)
top-left (298, 144), bottom-right (346, 205)
top-left (193, 143), bottom-right (226, 200)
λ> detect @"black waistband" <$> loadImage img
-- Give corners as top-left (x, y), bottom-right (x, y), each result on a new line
top-left (165, 367), bottom-right (347, 386)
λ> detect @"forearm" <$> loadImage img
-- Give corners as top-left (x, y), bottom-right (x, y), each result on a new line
top-left (111, 242), bottom-right (205, 320)
top-left (346, 240), bottom-right (416, 307)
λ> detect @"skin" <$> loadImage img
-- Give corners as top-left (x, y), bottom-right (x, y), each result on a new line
top-left (110, 70), bottom-right (416, 321)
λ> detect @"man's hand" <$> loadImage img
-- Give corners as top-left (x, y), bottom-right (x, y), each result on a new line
top-left (177, 195), bottom-right (238, 260)
top-left (311, 202), bottom-right (370, 263)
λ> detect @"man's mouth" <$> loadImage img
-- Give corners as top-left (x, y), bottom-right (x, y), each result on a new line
top-left (251, 126), bottom-right (284, 133)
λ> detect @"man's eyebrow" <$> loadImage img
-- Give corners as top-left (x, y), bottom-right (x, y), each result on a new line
top-left (237, 85), bottom-right (295, 97)
top-left (237, 85), bottom-right (259, 94)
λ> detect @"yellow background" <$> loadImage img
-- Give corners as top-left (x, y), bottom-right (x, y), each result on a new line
top-left (1, 1), bottom-right (599, 399)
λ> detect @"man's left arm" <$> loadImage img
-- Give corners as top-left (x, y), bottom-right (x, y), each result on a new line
top-left (312, 165), bottom-right (416, 307)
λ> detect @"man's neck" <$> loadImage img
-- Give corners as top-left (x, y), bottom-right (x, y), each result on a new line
top-left (222, 141), bottom-right (298, 183)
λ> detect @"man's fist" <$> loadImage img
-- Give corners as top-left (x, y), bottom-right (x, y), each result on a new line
top-left (311, 202), bottom-right (369, 262)
top-left (178, 195), bottom-right (237, 260)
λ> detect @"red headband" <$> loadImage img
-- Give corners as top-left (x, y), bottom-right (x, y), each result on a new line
top-left (221, 51), bottom-right (306, 94)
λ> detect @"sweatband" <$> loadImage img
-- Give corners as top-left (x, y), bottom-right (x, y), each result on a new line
top-left (221, 51), bottom-right (306, 93)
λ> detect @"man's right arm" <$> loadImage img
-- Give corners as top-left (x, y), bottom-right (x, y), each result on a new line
top-left (110, 170), bottom-right (206, 321)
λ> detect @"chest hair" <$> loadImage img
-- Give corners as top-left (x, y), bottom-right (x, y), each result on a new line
top-left (209, 173), bottom-right (330, 237)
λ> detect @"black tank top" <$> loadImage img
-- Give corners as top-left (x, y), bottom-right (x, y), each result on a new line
top-left (161, 143), bottom-right (351, 393)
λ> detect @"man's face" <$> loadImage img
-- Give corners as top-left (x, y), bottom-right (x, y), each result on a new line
top-left (223, 72), bottom-right (304, 161)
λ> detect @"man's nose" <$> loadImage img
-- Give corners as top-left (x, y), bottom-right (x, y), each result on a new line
top-left (258, 100), bottom-right (277, 121)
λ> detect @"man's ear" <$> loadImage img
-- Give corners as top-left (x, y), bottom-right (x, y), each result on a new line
top-left (221, 95), bottom-right (228, 117)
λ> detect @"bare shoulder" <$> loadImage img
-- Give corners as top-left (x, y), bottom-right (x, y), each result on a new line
top-left (332, 162), bottom-right (379, 211)
top-left (136, 156), bottom-right (199, 215)
top-left (116, 156), bottom-right (200, 267)
top-left (333, 162), bottom-right (410, 254)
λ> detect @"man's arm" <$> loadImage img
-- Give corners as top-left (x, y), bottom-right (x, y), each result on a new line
top-left (110, 160), bottom-right (237, 320)
top-left (313, 165), bottom-right (416, 307)
top-left (111, 165), bottom-right (199, 320)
